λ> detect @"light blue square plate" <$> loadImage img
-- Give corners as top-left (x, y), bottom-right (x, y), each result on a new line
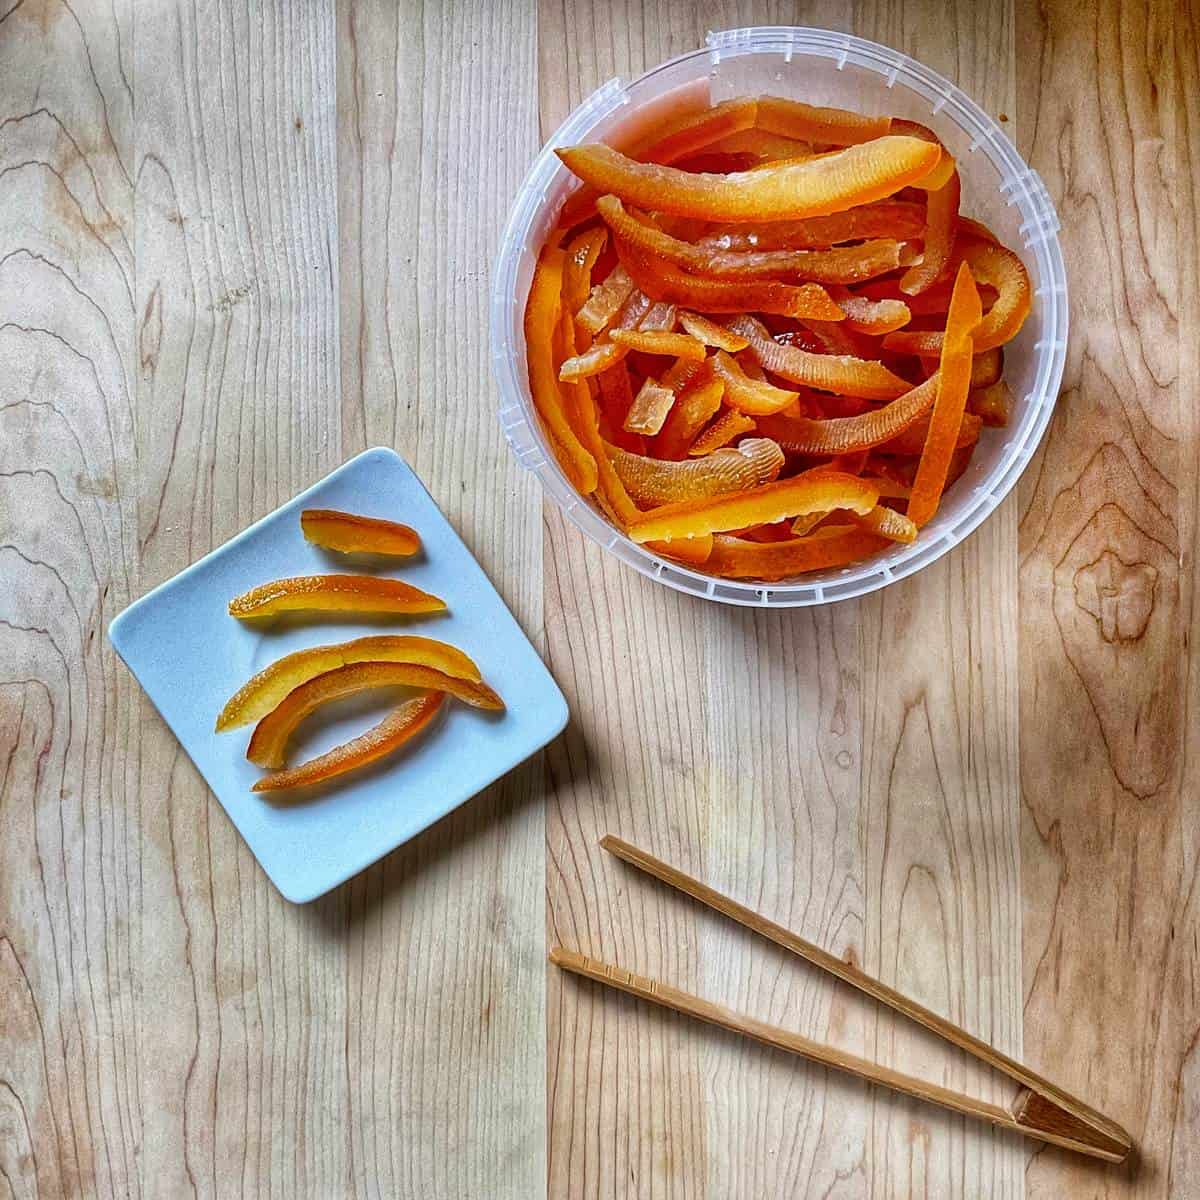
top-left (109, 447), bottom-right (567, 902)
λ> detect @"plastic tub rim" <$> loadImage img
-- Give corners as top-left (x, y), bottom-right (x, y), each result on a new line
top-left (490, 25), bottom-right (1067, 608)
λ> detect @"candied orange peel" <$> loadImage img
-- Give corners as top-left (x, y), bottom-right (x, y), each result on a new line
top-left (607, 437), bottom-right (783, 505)
top-left (558, 136), bottom-right (940, 222)
top-left (524, 94), bottom-right (1033, 580)
top-left (753, 373), bottom-right (939, 455)
top-left (300, 509), bottom-right (421, 557)
top-left (882, 242), bottom-right (1031, 356)
top-left (677, 312), bottom-right (748, 352)
top-left (598, 195), bottom-right (904, 285)
top-left (229, 575), bottom-right (445, 619)
top-left (651, 375), bottom-right (724, 460)
top-left (608, 327), bottom-right (707, 361)
top-left (618, 243), bottom-right (845, 320)
top-left (246, 660), bottom-right (504, 769)
top-left (215, 635), bottom-right (481, 732)
top-left (526, 247), bottom-right (599, 493)
top-left (754, 96), bottom-right (892, 146)
top-left (628, 470), bottom-right (878, 544)
top-left (711, 349), bottom-right (806, 415)
top-left (688, 409), bottom-right (757, 454)
top-left (706, 528), bottom-right (889, 579)
top-left (907, 262), bottom-right (983, 527)
top-left (252, 692), bottom-right (446, 793)
top-left (729, 315), bottom-right (911, 400)
top-left (852, 505), bottom-right (919, 544)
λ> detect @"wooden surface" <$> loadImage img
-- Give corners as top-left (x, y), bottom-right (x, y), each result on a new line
top-left (0, 0), bottom-right (1195, 1197)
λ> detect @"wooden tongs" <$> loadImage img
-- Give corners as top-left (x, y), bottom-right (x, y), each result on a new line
top-left (551, 835), bottom-right (1132, 1163)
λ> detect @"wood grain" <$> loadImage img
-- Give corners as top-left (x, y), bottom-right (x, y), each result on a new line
top-left (0, 1), bottom-right (137, 1195)
top-left (1016, 1), bottom-right (1200, 1197)
top-left (852, 4), bottom-right (1026, 1194)
top-left (133, 1), bottom-right (348, 1196)
top-left (540, 2), bottom-right (1027, 1198)
top-left (336, 2), bottom-right (546, 1197)
top-left (2, 0), bottom-right (1197, 1196)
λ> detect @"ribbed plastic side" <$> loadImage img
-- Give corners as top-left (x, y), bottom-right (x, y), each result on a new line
top-left (490, 27), bottom-right (1068, 608)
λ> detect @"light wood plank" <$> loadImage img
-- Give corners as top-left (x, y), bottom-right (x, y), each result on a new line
top-left (539, 4), bottom-right (942, 1198)
top-left (0, 2), bottom-right (138, 1196)
top-left (131, 1), bottom-right (348, 1195)
top-left (538, 10), bottom-right (722, 1195)
top-left (851, 5), bottom-right (1024, 1197)
top-left (336, 2), bottom-right (546, 1196)
top-left (4, 0), bottom-right (1197, 1194)
top-left (1016, 0), bottom-right (1200, 1195)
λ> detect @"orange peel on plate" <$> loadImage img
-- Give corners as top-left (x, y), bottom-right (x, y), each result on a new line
top-left (229, 574), bottom-right (445, 619)
top-left (300, 508), bottom-right (420, 557)
top-left (252, 692), bottom-right (446, 792)
top-left (215, 635), bottom-right (481, 731)
top-left (246, 660), bottom-right (504, 769)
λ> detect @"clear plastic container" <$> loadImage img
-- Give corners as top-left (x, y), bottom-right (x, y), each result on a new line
top-left (490, 26), bottom-right (1066, 607)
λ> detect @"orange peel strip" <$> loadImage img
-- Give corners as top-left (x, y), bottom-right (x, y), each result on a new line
top-left (618, 242), bottom-right (844, 320)
top-left (706, 529), bottom-right (890, 580)
top-left (624, 378), bottom-right (677, 436)
top-left (711, 350), bottom-right (805, 416)
top-left (711, 128), bottom-right (813, 161)
top-left (251, 692), bottom-right (446, 793)
top-left (229, 575), bottom-right (446, 620)
top-left (557, 137), bottom-right (942, 222)
top-left (633, 97), bottom-right (759, 165)
top-left (576, 264), bottom-right (636, 335)
top-left (729, 315), bottom-right (911, 400)
top-left (300, 509), bottom-right (421, 557)
top-left (597, 195), bottom-right (903, 284)
top-left (559, 286), bottom-right (643, 527)
top-left (754, 95), bottom-right (891, 145)
top-left (851, 505), bottom-right (919, 544)
top-left (753, 373), bottom-right (939, 455)
top-left (689, 409), bottom-right (758, 455)
top-left (216, 635), bottom-right (481, 732)
top-left (677, 312), bottom-right (748, 352)
top-left (882, 242), bottom-right (1031, 355)
top-left (907, 262), bottom-right (983, 527)
top-left (645, 534), bottom-right (714, 565)
top-left (702, 201), bottom-right (926, 251)
top-left (607, 437), bottom-right (783, 505)
top-left (247, 661), bottom-right (504, 769)
top-left (900, 169), bottom-right (960, 295)
top-left (559, 339), bottom-right (628, 382)
top-left (559, 100), bottom-right (762, 229)
top-left (608, 328), bottom-right (707, 361)
top-left (651, 376), bottom-right (724, 460)
top-left (828, 288), bottom-right (912, 335)
top-left (526, 247), bottom-right (599, 491)
top-left (563, 227), bottom-right (608, 316)
top-left (890, 119), bottom-right (956, 191)
top-left (628, 470), bottom-right (879, 544)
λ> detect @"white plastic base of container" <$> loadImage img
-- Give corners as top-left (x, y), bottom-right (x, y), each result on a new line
top-left (491, 26), bottom-right (1067, 608)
